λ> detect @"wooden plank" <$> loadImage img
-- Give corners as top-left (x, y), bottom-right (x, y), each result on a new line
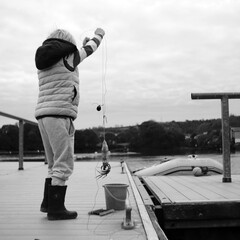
top-left (143, 177), bottom-right (172, 204)
top-left (175, 176), bottom-right (228, 200)
top-left (0, 229), bottom-right (146, 238)
top-left (124, 162), bottom-right (160, 240)
top-left (133, 176), bottom-right (154, 206)
top-left (143, 175), bottom-right (240, 229)
top-left (158, 176), bottom-right (208, 202)
top-left (1, 237), bottom-right (118, 240)
top-left (164, 219), bottom-right (240, 229)
top-left (163, 201), bottom-right (240, 220)
top-left (191, 92), bottom-right (240, 99)
top-left (145, 205), bottom-right (168, 240)
top-left (178, 175), bottom-right (240, 200)
top-left (145, 176), bottom-right (189, 203)
top-left (147, 175), bottom-right (240, 203)
top-left (165, 175), bottom-right (240, 201)
top-left (163, 201), bottom-right (240, 229)
top-left (0, 236), bottom-right (115, 240)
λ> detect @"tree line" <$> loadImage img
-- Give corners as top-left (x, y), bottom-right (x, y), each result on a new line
top-left (0, 115), bottom-right (240, 155)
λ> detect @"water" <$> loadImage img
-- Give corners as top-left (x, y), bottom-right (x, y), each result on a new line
top-left (1, 152), bottom-right (240, 175)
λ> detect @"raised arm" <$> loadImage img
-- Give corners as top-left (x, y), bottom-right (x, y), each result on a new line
top-left (79, 28), bottom-right (105, 62)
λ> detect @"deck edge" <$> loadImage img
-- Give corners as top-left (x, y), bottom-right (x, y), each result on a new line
top-left (124, 162), bottom-right (161, 240)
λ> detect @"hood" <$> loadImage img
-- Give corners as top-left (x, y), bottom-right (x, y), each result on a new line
top-left (35, 38), bottom-right (79, 70)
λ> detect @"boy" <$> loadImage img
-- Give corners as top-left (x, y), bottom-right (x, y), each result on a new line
top-left (35, 28), bottom-right (105, 220)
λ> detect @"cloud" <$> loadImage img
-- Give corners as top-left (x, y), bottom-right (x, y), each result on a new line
top-left (1, 0), bottom-right (240, 129)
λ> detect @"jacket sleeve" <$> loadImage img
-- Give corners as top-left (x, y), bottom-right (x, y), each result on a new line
top-left (78, 34), bottom-right (103, 63)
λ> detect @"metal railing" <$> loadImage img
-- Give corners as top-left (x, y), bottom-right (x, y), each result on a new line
top-left (0, 111), bottom-right (39, 170)
top-left (191, 92), bottom-right (240, 183)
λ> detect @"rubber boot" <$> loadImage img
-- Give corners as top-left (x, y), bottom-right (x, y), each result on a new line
top-left (40, 178), bottom-right (52, 213)
top-left (47, 185), bottom-right (78, 220)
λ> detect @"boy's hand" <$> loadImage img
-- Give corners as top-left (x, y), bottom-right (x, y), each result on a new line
top-left (83, 37), bottom-right (90, 46)
top-left (95, 28), bottom-right (105, 37)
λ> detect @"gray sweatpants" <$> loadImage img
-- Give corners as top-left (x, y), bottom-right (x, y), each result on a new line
top-left (38, 117), bottom-right (75, 185)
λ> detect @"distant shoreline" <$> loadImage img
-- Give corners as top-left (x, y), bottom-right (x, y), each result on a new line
top-left (1, 150), bottom-right (239, 162)
top-left (0, 152), bottom-right (140, 162)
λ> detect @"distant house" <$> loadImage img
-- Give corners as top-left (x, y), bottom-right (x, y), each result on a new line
top-left (231, 127), bottom-right (240, 143)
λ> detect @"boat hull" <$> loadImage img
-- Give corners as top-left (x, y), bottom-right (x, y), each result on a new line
top-left (134, 157), bottom-right (223, 176)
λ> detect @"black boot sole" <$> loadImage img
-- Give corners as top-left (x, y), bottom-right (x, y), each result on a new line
top-left (47, 212), bottom-right (78, 220)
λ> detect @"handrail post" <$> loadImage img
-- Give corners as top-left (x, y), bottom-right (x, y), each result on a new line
top-left (18, 120), bottom-right (24, 170)
top-left (0, 111), bottom-right (38, 170)
top-left (221, 96), bottom-right (231, 182)
top-left (191, 92), bottom-right (240, 183)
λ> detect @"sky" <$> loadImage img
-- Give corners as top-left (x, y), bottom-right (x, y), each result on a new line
top-left (1, 0), bottom-right (240, 129)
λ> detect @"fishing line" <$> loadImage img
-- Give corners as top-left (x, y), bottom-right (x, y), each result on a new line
top-left (94, 34), bottom-right (111, 180)
top-left (87, 32), bottom-right (110, 234)
top-left (101, 36), bottom-right (108, 140)
top-left (86, 160), bottom-right (101, 231)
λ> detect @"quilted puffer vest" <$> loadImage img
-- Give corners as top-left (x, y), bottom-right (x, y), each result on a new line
top-left (35, 56), bottom-right (79, 120)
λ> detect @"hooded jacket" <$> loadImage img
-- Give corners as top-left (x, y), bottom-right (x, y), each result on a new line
top-left (35, 34), bottom-right (103, 120)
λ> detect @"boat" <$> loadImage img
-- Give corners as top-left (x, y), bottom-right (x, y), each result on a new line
top-left (133, 155), bottom-right (223, 176)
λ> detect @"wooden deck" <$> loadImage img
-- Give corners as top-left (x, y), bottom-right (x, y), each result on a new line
top-left (143, 175), bottom-right (240, 230)
top-left (0, 161), bottom-right (150, 240)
